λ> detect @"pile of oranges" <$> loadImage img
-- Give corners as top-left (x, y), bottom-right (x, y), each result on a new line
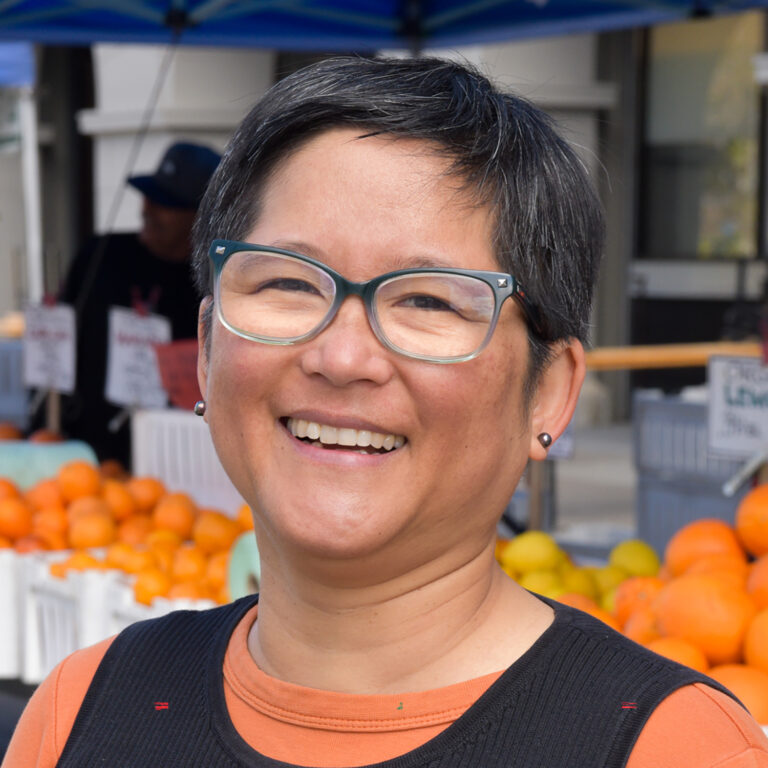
top-left (555, 484), bottom-right (768, 724)
top-left (0, 459), bottom-right (254, 607)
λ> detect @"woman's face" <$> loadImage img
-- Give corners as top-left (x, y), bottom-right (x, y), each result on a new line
top-left (199, 128), bottom-right (570, 579)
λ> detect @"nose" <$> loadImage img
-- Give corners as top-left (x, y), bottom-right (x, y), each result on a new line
top-left (299, 296), bottom-right (395, 387)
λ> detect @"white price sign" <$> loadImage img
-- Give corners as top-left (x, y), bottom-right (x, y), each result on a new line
top-left (708, 356), bottom-right (768, 456)
top-left (22, 303), bottom-right (76, 393)
top-left (105, 307), bottom-right (171, 409)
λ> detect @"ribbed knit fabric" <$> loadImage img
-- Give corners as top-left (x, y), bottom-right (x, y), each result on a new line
top-left (55, 595), bottom-right (739, 768)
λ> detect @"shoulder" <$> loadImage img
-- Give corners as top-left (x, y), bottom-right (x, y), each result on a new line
top-left (629, 682), bottom-right (768, 768)
top-left (2, 636), bottom-right (114, 767)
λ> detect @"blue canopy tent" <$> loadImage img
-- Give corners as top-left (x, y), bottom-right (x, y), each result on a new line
top-left (0, 1), bottom-right (768, 51)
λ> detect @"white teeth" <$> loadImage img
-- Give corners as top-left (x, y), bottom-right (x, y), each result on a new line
top-left (286, 418), bottom-right (405, 452)
top-left (337, 428), bottom-right (358, 446)
top-left (319, 425), bottom-right (338, 444)
top-left (357, 430), bottom-right (372, 447)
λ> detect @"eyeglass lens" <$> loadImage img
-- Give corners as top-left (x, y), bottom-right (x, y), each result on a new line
top-left (218, 249), bottom-right (496, 359)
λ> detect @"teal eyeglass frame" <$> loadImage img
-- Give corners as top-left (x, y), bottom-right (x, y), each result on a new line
top-left (208, 238), bottom-right (546, 364)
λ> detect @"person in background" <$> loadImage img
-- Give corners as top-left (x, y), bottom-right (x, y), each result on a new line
top-left (52, 141), bottom-right (221, 469)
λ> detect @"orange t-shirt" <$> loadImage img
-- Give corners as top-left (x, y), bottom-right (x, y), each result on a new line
top-left (4, 603), bottom-right (768, 768)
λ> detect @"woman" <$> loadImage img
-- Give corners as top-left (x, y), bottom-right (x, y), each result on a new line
top-left (5, 56), bottom-right (768, 768)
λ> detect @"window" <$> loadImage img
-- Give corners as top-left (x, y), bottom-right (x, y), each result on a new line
top-left (639, 13), bottom-right (763, 260)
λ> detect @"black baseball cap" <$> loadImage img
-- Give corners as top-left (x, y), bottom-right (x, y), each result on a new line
top-left (127, 142), bottom-right (221, 210)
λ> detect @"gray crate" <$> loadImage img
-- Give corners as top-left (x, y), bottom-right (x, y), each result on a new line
top-left (0, 339), bottom-right (27, 428)
top-left (636, 477), bottom-right (748, 557)
top-left (634, 391), bottom-right (744, 482)
top-left (633, 390), bottom-right (749, 556)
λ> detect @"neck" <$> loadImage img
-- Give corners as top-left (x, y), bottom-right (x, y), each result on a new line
top-left (247, 540), bottom-right (553, 694)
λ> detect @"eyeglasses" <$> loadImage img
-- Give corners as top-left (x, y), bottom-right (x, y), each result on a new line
top-left (208, 239), bottom-right (544, 364)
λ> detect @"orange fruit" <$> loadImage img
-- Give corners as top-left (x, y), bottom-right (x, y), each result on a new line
top-left (53, 550), bottom-right (104, 576)
top-left (104, 541), bottom-right (135, 571)
top-left (121, 546), bottom-right (157, 575)
top-left (153, 493), bottom-right (197, 540)
top-left (67, 496), bottom-right (112, 522)
top-left (57, 460), bottom-right (101, 502)
top-left (37, 529), bottom-right (68, 550)
top-left (684, 554), bottom-right (750, 588)
top-left (736, 485), bottom-right (768, 558)
top-left (25, 478), bottom-right (63, 510)
top-left (171, 544), bottom-right (208, 583)
top-left (33, 505), bottom-right (68, 533)
top-left (101, 480), bottom-right (136, 521)
top-left (644, 637), bottom-right (709, 673)
top-left (205, 551), bottom-right (229, 590)
top-left (744, 609), bottom-right (768, 675)
top-left (613, 576), bottom-right (665, 628)
top-left (192, 510), bottom-right (240, 554)
top-left (167, 582), bottom-right (210, 600)
top-left (0, 497), bottom-right (33, 540)
top-left (655, 573), bottom-right (757, 665)
top-left (99, 459), bottom-right (128, 480)
top-left (0, 423), bottom-right (22, 440)
top-left (708, 664), bottom-right (768, 724)
top-left (583, 606), bottom-right (621, 632)
top-left (236, 503), bottom-right (254, 531)
top-left (747, 555), bottom-right (768, 610)
top-left (623, 605), bottom-right (660, 645)
top-left (133, 566), bottom-right (172, 605)
top-left (0, 536), bottom-right (11, 548)
top-left (146, 529), bottom-right (182, 552)
top-left (14, 534), bottom-right (49, 553)
top-left (68, 513), bottom-right (116, 549)
top-left (664, 519), bottom-right (745, 578)
top-left (556, 593), bottom-right (600, 612)
top-left (126, 476), bottom-right (166, 514)
top-left (27, 428), bottom-right (62, 443)
top-left (117, 515), bottom-right (153, 546)
top-left (0, 478), bottom-right (20, 500)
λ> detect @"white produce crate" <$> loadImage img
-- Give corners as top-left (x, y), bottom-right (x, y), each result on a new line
top-left (0, 550), bottom-right (21, 678)
top-left (131, 408), bottom-right (244, 514)
top-left (15, 552), bottom-right (216, 684)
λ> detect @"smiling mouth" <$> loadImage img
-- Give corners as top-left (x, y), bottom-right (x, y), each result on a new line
top-left (283, 417), bottom-right (406, 455)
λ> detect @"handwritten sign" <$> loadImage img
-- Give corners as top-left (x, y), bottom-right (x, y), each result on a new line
top-left (22, 304), bottom-right (76, 393)
top-left (708, 356), bottom-right (768, 456)
top-left (105, 307), bottom-right (171, 409)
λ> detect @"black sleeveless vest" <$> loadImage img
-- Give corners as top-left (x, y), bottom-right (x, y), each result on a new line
top-left (56, 595), bottom-right (738, 768)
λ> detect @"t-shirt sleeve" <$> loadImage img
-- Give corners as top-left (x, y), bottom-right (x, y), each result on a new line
top-left (628, 682), bottom-right (768, 768)
top-left (1, 637), bottom-right (114, 768)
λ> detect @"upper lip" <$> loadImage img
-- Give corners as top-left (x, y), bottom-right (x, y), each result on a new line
top-left (282, 411), bottom-right (405, 436)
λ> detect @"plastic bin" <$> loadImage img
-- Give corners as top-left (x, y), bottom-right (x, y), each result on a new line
top-left (633, 390), bottom-right (749, 556)
top-left (131, 408), bottom-right (244, 514)
top-left (16, 551), bottom-right (216, 684)
top-left (0, 339), bottom-right (27, 428)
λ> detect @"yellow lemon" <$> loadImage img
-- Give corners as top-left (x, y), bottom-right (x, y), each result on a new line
top-left (600, 585), bottom-right (618, 614)
top-left (499, 531), bottom-right (562, 573)
top-left (592, 564), bottom-right (628, 595)
top-left (517, 569), bottom-right (564, 599)
top-left (560, 566), bottom-right (599, 600)
top-left (609, 539), bottom-right (660, 578)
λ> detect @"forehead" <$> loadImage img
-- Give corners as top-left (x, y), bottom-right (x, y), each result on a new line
top-left (251, 128), bottom-right (498, 275)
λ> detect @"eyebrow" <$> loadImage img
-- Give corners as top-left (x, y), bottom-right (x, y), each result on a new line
top-left (267, 240), bottom-right (458, 271)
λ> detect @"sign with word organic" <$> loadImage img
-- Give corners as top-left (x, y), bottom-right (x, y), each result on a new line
top-left (22, 303), bottom-right (76, 393)
top-left (105, 307), bottom-right (171, 409)
top-left (708, 356), bottom-right (768, 456)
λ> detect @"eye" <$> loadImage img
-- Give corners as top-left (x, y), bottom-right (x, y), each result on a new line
top-left (399, 294), bottom-right (457, 312)
top-left (259, 278), bottom-right (322, 295)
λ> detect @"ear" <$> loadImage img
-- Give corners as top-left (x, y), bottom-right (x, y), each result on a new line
top-left (197, 297), bottom-right (212, 417)
top-left (528, 339), bottom-right (585, 461)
